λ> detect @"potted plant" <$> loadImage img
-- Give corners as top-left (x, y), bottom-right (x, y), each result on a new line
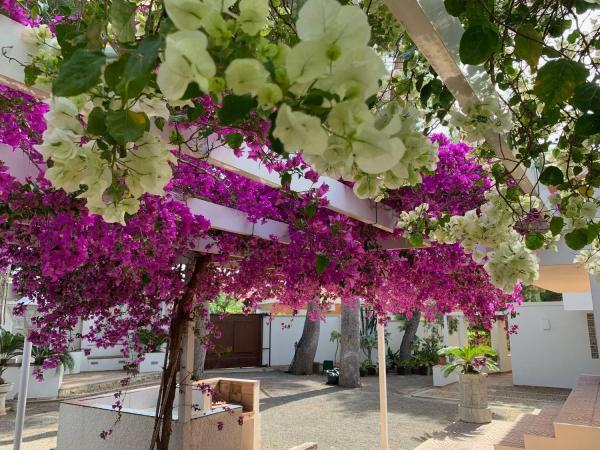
top-left (359, 359), bottom-right (372, 377)
top-left (395, 359), bottom-right (411, 375)
top-left (439, 344), bottom-right (498, 424)
top-left (27, 345), bottom-right (74, 399)
top-left (137, 328), bottom-right (167, 373)
top-left (0, 328), bottom-right (23, 415)
top-left (325, 368), bottom-right (339, 385)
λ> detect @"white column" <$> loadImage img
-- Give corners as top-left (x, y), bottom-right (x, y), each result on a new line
top-left (376, 320), bottom-right (389, 450)
top-left (13, 338), bottom-right (32, 450)
top-left (442, 314), bottom-right (450, 346)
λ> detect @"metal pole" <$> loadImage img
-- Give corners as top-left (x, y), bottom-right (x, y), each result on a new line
top-left (13, 338), bottom-right (32, 450)
top-left (376, 320), bottom-right (389, 450)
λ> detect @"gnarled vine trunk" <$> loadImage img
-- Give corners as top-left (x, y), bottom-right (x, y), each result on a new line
top-left (151, 254), bottom-right (210, 450)
top-left (288, 301), bottom-right (321, 375)
top-left (339, 298), bottom-right (360, 388)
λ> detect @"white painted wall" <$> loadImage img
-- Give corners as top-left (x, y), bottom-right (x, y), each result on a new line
top-left (509, 301), bottom-right (600, 388)
top-left (261, 315), bottom-right (437, 367)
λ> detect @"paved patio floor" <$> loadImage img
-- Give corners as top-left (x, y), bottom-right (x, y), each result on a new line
top-left (0, 370), bottom-right (569, 450)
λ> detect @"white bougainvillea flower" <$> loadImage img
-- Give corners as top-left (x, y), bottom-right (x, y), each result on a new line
top-left (239, 0), bottom-right (269, 36)
top-left (352, 125), bottom-right (403, 174)
top-left (273, 104), bottom-right (328, 155)
top-left (122, 133), bottom-right (176, 197)
top-left (44, 97), bottom-right (83, 134)
top-left (37, 128), bottom-right (81, 162)
top-left (327, 100), bottom-right (374, 136)
top-left (258, 83), bottom-right (283, 109)
top-left (296, 0), bottom-right (370, 50)
top-left (324, 47), bottom-right (387, 100)
top-left (352, 173), bottom-right (379, 199)
top-left (164, 0), bottom-right (207, 30)
top-left (286, 41), bottom-right (330, 85)
top-left (158, 30), bottom-right (215, 99)
top-left (225, 58), bottom-right (269, 96)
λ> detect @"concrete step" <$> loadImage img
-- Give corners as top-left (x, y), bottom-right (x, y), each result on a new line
top-left (554, 374), bottom-right (600, 428)
top-left (494, 405), bottom-right (561, 450)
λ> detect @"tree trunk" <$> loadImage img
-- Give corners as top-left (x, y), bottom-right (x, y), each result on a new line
top-left (151, 255), bottom-right (210, 450)
top-left (288, 301), bottom-right (321, 375)
top-left (339, 298), bottom-right (360, 388)
top-left (192, 302), bottom-right (209, 379)
top-left (399, 310), bottom-right (421, 362)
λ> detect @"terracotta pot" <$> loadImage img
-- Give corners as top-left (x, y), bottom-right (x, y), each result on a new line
top-left (0, 382), bottom-right (13, 416)
top-left (458, 373), bottom-right (492, 423)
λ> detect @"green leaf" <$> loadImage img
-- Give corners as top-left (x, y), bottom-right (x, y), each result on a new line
top-left (572, 82), bottom-right (600, 112)
top-left (574, 113), bottom-right (600, 137)
top-left (109, 0), bottom-right (137, 43)
top-left (409, 233), bottom-right (424, 248)
top-left (52, 50), bottom-right (106, 97)
top-left (459, 26), bottom-right (500, 65)
top-left (86, 107), bottom-right (107, 135)
top-left (539, 166), bottom-right (564, 186)
top-left (514, 24), bottom-right (542, 69)
top-left (23, 65), bottom-right (41, 86)
top-left (420, 81), bottom-right (433, 106)
top-left (225, 133), bottom-right (244, 149)
top-left (444, 0), bottom-right (466, 16)
top-left (117, 35), bottom-right (162, 100)
top-left (305, 203), bottom-right (317, 219)
top-left (565, 228), bottom-right (588, 250)
top-left (525, 232), bottom-right (545, 250)
top-left (55, 23), bottom-right (89, 59)
top-left (280, 172), bottom-right (292, 186)
top-left (533, 59), bottom-right (588, 105)
top-left (316, 254), bottom-right (329, 275)
top-left (218, 95), bottom-right (257, 125)
top-left (549, 216), bottom-right (565, 236)
top-left (106, 110), bottom-right (149, 144)
top-left (586, 224), bottom-right (600, 244)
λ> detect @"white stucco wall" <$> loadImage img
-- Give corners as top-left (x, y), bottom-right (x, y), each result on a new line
top-left (509, 301), bottom-right (600, 388)
top-left (262, 315), bottom-right (437, 367)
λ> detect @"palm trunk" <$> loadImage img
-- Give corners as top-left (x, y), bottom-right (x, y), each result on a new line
top-left (399, 310), bottom-right (421, 362)
top-left (288, 301), bottom-right (321, 375)
top-left (339, 299), bottom-right (360, 388)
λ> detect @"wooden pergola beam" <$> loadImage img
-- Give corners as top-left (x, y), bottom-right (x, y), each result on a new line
top-left (384, 0), bottom-right (546, 200)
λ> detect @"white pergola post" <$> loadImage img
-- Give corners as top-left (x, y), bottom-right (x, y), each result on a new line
top-left (376, 320), bottom-right (389, 450)
top-left (177, 318), bottom-right (195, 449)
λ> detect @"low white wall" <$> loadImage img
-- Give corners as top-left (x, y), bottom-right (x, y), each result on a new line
top-left (509, 301), bottom-right (600, 388)
top-left (262, 315), bottom-right (436, 367)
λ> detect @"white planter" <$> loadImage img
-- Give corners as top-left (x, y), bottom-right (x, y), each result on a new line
top-left (138, 352), bottom-right (165, 373)
top-left (3, 365), bottom-right (64, 400)
top-left (458, 373), bottom-right (492, 423)
top-left (433, 365), bottom-right (458, 386)
top-left (67, 351), bottom-right (84, 374)
top-left (0, 382), bottom-right (13, 415)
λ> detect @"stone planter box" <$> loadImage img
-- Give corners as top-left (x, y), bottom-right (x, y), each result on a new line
top-left (57, 377), bottom-right (261, 450)
top-left (458, 372), bottom-right (492, 423)
top-left (432, 364), bottom-right (458, 387)
top-left (3, 365), bottom-right (64, 400)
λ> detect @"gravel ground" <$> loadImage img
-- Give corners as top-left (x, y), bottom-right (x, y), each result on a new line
top-left (0, 371), bottom-right (565, 450)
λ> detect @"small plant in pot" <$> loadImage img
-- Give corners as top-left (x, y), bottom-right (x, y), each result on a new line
top-left (439, 345), bottom-right (498, 424)
top-left (0, 328), bottom-right (24, 415)
top-left (359, 359), bottom-right (376, 377)
top-left (325, 368), bottom-right (339, 385)
top-left (395, 359), bottom-right (411, 376)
